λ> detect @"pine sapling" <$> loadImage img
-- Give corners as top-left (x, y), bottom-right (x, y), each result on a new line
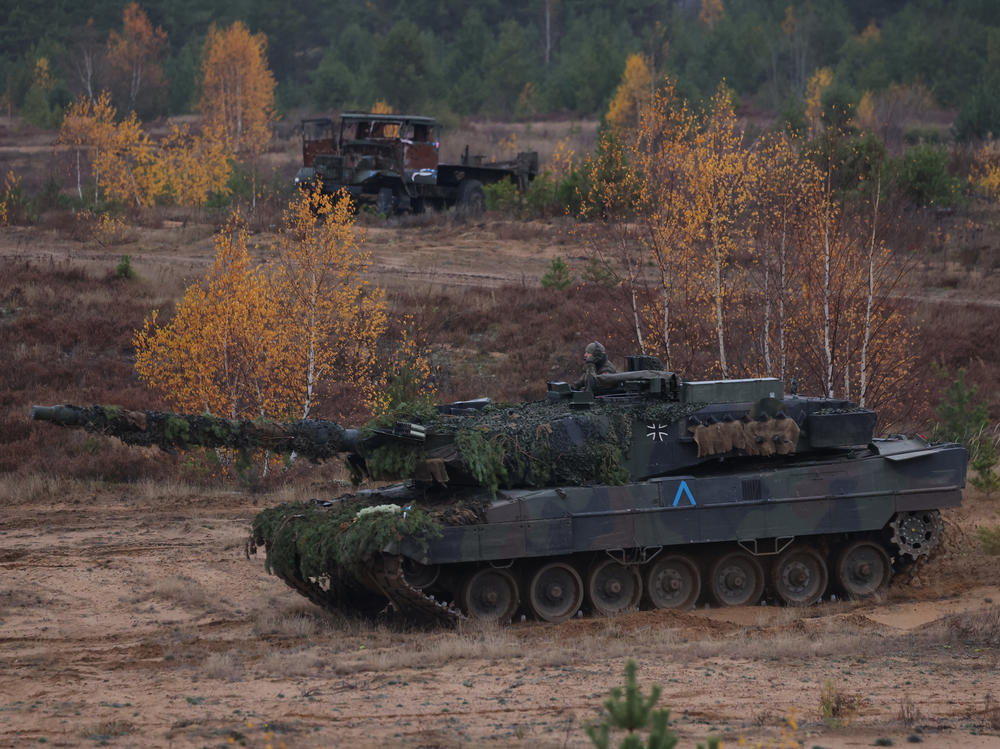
top-left (586, 659), bottom-right (680, 749)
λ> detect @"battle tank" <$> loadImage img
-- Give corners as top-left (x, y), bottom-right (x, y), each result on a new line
top-left (31, 357), bottom-right (967, 624)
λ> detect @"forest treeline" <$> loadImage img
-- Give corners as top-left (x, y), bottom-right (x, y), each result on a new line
top-left (6, 0), bottom-right (1000, 134)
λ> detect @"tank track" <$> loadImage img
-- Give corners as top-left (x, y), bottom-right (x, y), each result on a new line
top-left (365, 555), bottom-right (466, 625)
top-left (267, 554), bottom-right (465, 625)
top-left (271, 564), bottom-right (384, 618)
top-left (264, 513), bottom-right (952, 625)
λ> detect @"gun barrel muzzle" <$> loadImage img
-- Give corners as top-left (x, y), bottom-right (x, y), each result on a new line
top-left (30, 405), bottom-right (84, 425)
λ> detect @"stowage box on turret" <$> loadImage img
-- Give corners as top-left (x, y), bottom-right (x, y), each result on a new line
top-left (32, 360), bottom-right (967, 624)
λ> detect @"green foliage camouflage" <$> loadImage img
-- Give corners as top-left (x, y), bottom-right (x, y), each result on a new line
top-left (35, 405), bottom-right (353, 461)
top-left (367, 398), bottom-right (702, 491)
top-left (363, 441), bottom-right (423, 481)
top-left (454, 428), bottom-right (509, 495)
top-left (249, 499), bottom-right (442, 582)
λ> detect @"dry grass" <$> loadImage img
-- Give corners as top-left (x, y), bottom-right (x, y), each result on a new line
top-left (0, 473), bottom-right (80, 504)
top-left (84, 720), bottom-right (134, 739)
top-left (984, 693), bottom-right (1000, 731)
top-left (439, 118), bottom-right (599, 169)
top-left (252, 609), bottom-right (322, 638)
top-left (150, 575), bottom-right (221, 612)
top-left (201, 651), bottom-right (245, 681)
top-left (897, 695), bottom-right (922, 726)
top-left (918, 604), bottom-right (1000, 648)
top-left (819, 679), bottom-right (863, 727)
top-left (259, 647), bottom-right (325, 676)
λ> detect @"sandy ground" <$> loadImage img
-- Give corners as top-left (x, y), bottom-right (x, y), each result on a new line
top-left (2, 476), bottom-right (999, 749)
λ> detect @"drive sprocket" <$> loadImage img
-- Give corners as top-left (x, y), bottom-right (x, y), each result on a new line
top-left (890, 510), bottom-right (944, 559)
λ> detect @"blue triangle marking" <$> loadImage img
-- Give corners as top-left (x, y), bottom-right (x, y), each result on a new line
top-left (672, 480), bottom-right (696, 507)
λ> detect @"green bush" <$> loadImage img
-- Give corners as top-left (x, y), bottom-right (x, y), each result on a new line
top-left (953, 82), bottom-right (1000, 141)
top-left (978, 521), bottom-right (1000, 555)
top-left (115, 255), bottom-right (135, 280)
top-left (970, 436), bottom-right (1000, 496)
top-left (806, 130), bottom-right (887, 197)
top-left (0, 172), bottom-right (35, 225)
top-left (523, 173), bottom-right (559, 216)
top-left (933, 366), bottom-right (999, 495)
top-left (895, 145), bottom-right (961, 207)
top-left (779, 95), bottom-right (807, 136)
top-left (483, 179), bottom-right (521, 213)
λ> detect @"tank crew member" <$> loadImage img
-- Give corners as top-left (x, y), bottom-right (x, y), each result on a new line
top-left (574, 341), bottom-right (617, 390)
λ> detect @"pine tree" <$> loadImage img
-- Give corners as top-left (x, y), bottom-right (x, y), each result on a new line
top-left (586, 660), bottom-right (720, 749)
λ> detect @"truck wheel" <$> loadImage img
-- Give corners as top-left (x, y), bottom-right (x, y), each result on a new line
top-left (456, 179), bottom-right (486, 218)
top-left (375, 187), bottom-right (397, 216)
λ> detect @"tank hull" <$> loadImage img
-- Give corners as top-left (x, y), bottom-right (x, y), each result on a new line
top-left (411, 438), bottom-right (965, 565)
top-left (252, 437), bottom-right (965, 623)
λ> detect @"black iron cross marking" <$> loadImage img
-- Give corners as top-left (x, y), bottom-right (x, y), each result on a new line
top-left (646, 423), bottom-right (669, 442)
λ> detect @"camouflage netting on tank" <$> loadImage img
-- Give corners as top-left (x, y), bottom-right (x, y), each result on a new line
top-left (363, 399), bottom-right (705, 491)
top-left (38, 405), bottom-right (353, 461)
top-left (248, 498), bottom-right (442, 585)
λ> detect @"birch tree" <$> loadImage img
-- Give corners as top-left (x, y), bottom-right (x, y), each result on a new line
top-left (199, 21), bottom-right (275, 156)
top-left (632, 85), bottom-right (693, 370)
top-left (578, 130), bottom-right (648, 353)
top-left (57, 92), bottom-right (120, 205)
top-left (106, 2), bottom-right (167, 114)
top-left (134, 212), bottom-right (285, 419)
top-left (272, 185), bottom-right (388, 419)
top-left (675, 85), bottom-right (755, 378)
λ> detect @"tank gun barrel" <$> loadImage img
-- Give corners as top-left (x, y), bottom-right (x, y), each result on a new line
top-left (31, 405), bottom-right (88, 426)
top-left (31, 404), bottom-right (360, 460)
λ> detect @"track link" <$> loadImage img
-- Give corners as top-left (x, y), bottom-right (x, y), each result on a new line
top-left (366, 555), bottom-right (466, 625)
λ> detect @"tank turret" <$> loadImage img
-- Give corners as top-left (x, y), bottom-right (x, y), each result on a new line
top-left (31, 368), bottom-right (879, 492)
top-left (32, 361), bottom-right (966, 626)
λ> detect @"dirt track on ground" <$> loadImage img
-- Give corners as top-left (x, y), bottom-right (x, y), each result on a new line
top-left (0, 215), bottom-right (578, 292)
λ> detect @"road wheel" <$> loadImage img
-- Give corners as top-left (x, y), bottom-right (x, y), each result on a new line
top-left (835, 540), bottom-right (891, 599)
top-left (460, 568), bottom-right (519, 622)
top-left (771, 547), bottom-right (828, 606)
top-left (586, 559), bottom-right (642, 615)
top-left (528, 561), bottom-right (583, 623)
top-left (645, 554), bottom-right (701, 610)
top-left (456, 179), bottom-right (486, 218)
top-left (375, 186), bottom-right (397, 216)
top-left (708, 550), bottom-right (764, 607)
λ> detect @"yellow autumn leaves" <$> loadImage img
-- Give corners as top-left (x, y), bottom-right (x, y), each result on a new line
top-left (134, 187), bottom-right (435, 424)
top-left (56, 20), bottom-right (275, 209)
top-left (58, 92), bottom-right (232, 208)
top-left (586, 73), bottom-right (912, 412)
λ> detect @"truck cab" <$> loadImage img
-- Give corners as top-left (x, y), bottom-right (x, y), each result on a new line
top-left (295, 112), bottom-right (537, 216)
